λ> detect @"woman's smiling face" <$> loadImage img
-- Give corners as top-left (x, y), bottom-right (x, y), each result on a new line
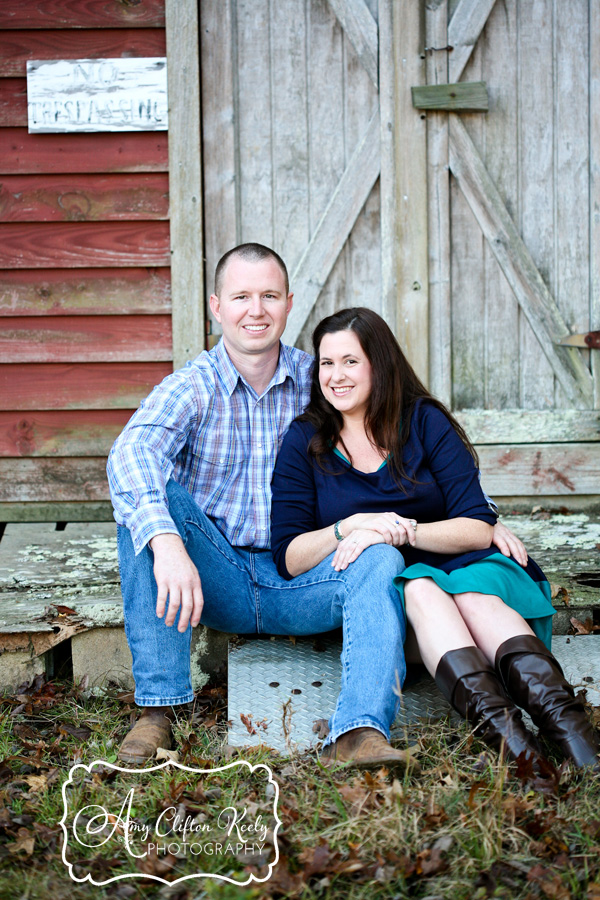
top-left (318, 329), bottom-right (373, 420)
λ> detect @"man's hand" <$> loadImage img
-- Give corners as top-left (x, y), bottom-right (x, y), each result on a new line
top-left (149, 533), bottom-right (203, 632)
top-left (492, 521), bottom-right (528, 566)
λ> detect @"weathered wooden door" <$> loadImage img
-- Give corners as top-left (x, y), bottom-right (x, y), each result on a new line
top-left (200, 0), bottom-right (599, 506)
top-left (421, 0), bottom-right (600, 504)
top-left (200, 0), bottom-right (398, 350)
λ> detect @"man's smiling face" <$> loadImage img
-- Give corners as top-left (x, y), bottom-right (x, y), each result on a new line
top-left (209, 255), bottom-right (293, 359)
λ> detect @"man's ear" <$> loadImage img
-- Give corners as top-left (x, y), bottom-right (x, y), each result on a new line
top-left (286, 292), bottom-right (294, 315)
top-left (209, 293), bottom-right (221, 323)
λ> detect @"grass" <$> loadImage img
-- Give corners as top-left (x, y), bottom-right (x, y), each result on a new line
top-left (0, 671), bottom-right (600, 900)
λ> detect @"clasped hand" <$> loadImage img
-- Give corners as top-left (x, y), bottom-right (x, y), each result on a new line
top-left (332, 512), bottom-right (417, 571)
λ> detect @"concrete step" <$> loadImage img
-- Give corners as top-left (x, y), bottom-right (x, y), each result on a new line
top-left (0, 522), bottom-right (228, 693)
top-left (0, 512), bottom-right (598, 694)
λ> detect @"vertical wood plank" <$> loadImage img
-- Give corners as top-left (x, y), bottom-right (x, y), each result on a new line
top-left (166, 0), bottom-right (204, 369)
top-left (518, 0), bottom-right (555, 409)
top-left (378, 0), bottom-right (396, 334)
top-left (426, 0), bottom-right (451, 405)
top-left (200, 0), bottom-right (237, 337)
top-left (554, 0), bottom-right (590, 408)
top-left (286, 113), bottom-right (382, 346)
top-left (392, 0), bottom-right (428, 383)
top-left (449, 115), bottom-right (593, 408)
top-left (591, 0), bottom-right (600, 408)
top-left (270, 0), bottom-right (310, 274)
top-left (449, 34), bottom-right (485, 408)
top-left (237, 0), bottom-right (274, 247)
top-left (298, 0), bottom-right (345, 351)
top-left (480, 0), bottom-right (520, 408)
top-left (342, 0), bottom-right (380, 320)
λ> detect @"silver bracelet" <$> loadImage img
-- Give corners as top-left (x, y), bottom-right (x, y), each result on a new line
top-left (334, 520), bottom-right (345, 541)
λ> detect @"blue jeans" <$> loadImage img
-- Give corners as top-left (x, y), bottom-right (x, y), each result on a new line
top-left (117, 481), bottom-right (407, 746)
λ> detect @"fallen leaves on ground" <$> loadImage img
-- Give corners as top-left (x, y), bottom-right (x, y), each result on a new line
top-left (0, 669), bottom-right (599, 897)
top-left (570, 617), bottom-right (600, 635)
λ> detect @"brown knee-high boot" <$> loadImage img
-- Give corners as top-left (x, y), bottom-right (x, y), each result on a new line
top-left (435, 646), bottom-right (543, 762)
top-left (495, 635), bottom-right (600, 769)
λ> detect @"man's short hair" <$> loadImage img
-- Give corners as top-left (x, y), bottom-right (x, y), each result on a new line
top-left (214, 243), bottom-right (290, 296)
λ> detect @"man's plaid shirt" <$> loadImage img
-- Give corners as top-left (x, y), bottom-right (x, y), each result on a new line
top-left (107, 338), bottom-right (313, 555)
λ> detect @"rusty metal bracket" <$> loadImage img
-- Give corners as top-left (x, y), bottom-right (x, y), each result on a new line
top-left (556, 331), bottom-right (600, 349)
top-left (422, 45), bottom-right (454, 55)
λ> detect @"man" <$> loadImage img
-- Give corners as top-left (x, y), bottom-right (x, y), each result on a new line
top-left (108, 242), bottom-right (527, 768)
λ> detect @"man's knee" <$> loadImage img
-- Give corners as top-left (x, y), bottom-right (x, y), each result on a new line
top-left (165, 478), bottom-right (192, 508)
top-left (165, 479), bottom-right (201, 527)
top-left (350, 544), bottom-right (406, 581)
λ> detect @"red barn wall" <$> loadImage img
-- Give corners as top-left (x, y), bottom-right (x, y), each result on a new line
top-left (0, 0), bottom-right (173, 521)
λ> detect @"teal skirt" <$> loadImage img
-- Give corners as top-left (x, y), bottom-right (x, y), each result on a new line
top-left (393, 553), bottom-right (555, 650)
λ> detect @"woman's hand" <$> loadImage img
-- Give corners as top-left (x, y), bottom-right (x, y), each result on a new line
top-left (492, 521), bottom-right (528, 566)
top-left (332, 528), bottom-right (387, 570)
top-left (342, 512), bottom-right (417, 548)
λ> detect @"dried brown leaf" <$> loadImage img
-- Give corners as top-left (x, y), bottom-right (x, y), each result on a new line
top-left (297, 841), bottom-right (339, 877)
top-left (570, 617), bottom-right (600, 635)
top-left (415, 846), bottom-right (448, 877)
top-left (255, 853), bottom-right (304, 896)
top-left (527, 864), bottom-right (571, 900)
top-left (54, 605), bottom-right (79, 616)
top-left (240, 713), bottom-right (257, 735)
top-left (57, 722), bottom-right (92, 741)
top-left (7, 826), bottom-right (35, 856)
top-left (136, 846), bottom-right (178, 877)
top-left (23, 774), bottom-right (48, 794)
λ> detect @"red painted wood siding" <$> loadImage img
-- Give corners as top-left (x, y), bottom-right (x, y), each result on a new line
top-left (0, 174), bottom-right (169, 221)
top-left (0, 0), bottom-right (171, 511)
top-left (0, 2), bottom-right (166, 30)
top-left (0, 363), bottom-right (172, 409)
top-left (0, 30), bottom-right (167, 75)
top-left (0, 267), bottom-right (171, 314)
top-left (0, 129), bottom-right (168, 172)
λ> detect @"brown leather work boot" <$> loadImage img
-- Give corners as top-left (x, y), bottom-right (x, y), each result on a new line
top-left (118, 706), bottom-right (176, 765)
top-left (319, 727), bottom-right (420, 772)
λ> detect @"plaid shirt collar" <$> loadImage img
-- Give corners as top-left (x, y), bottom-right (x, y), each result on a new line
top-left (212, 337), bottom-right (302, 398)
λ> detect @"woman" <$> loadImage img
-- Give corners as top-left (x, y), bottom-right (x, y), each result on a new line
top-left (271, 307), bottom-right (600, 769)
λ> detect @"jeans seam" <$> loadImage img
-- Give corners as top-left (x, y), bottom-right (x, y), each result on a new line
top-left (183, 518), bottom-right (247, 573)
top-left (134, 694), bottom-right (194, 706)
top-left (250, 552), bottom-right (263, 633)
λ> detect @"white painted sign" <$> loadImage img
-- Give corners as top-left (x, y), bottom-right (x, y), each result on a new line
top-left (26, 58), bottom-right (168, 133)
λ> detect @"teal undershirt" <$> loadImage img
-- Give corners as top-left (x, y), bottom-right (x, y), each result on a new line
top-left (332, 447), bottom-right (388, 471)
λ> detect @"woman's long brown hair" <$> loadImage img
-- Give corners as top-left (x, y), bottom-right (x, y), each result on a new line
top-left (299, 307), bottom-right (478, 486)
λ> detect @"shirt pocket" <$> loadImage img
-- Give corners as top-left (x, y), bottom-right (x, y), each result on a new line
top-left (191, 434), bottom-right (245, 494)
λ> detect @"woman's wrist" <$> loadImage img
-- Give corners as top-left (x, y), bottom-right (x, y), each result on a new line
top-left (333, 515), bottom-right (358, 541)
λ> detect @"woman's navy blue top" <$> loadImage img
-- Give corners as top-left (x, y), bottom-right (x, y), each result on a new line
top-left (270, 399), bottom-right (499, 580)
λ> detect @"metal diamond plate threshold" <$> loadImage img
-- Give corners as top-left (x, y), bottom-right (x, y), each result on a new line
top-left (228, 634), bottom-right (600, 756)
